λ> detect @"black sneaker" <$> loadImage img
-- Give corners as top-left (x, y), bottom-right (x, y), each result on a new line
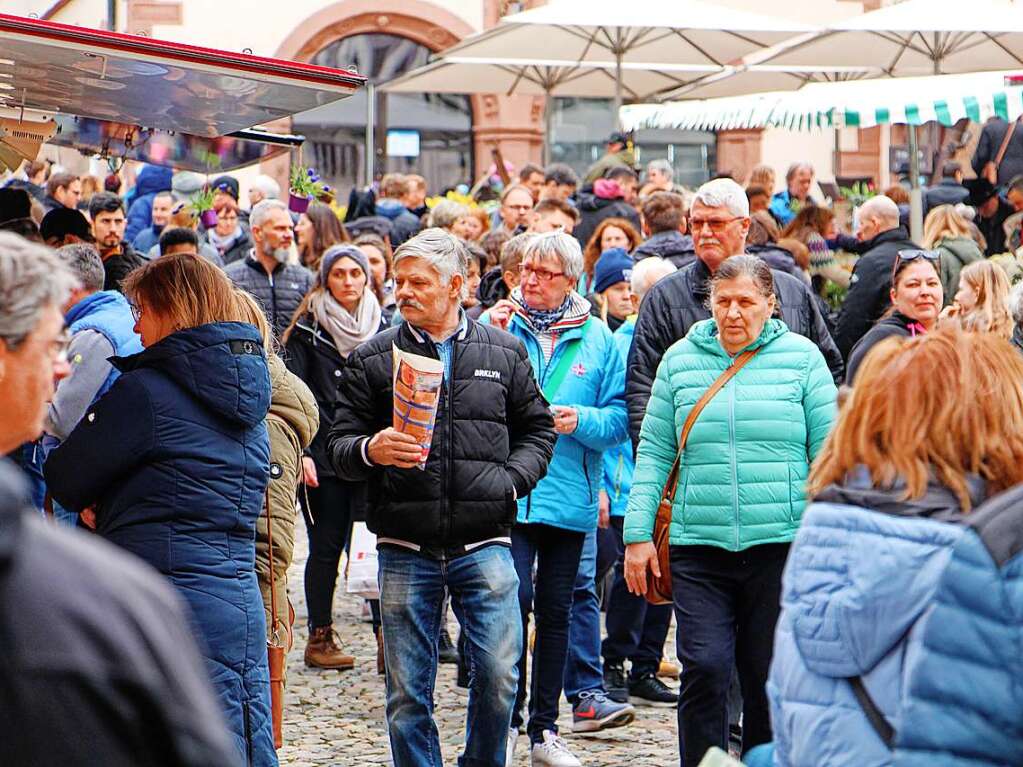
top-left (438, 627), bottom-right (459, 665)
top-left (603, 661), bottom-right (628, 704)
top-left (628, 672), bottom-right (679, 707)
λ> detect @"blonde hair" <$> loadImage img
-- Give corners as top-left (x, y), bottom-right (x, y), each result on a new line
top-left (121, 252), bottom-right (243, 332)
top-left (923, 204), bottom-right (973, 249)
top-left (947, 259), bottom-right (1014, 338)
top-left (809, 327), bottom-right (1023, 511)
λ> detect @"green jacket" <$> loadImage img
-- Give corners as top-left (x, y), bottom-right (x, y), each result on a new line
top-left (624, 318), bottom-right (837, 551)
top-left (936, 236), bottom-right (983, 303)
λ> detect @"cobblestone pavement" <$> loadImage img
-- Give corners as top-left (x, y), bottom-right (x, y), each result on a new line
top-left (279, 516), bottom-right (682, 766)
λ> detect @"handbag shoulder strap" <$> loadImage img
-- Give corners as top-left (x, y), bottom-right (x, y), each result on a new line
top-left (994, 117), bottom-right (1020, 169)
top-left (662, 347), bottom-right (760, 502)
top-left (264, 491), bottom-right (281, 640)
top-left (848, 676), bottom-right (895, 748)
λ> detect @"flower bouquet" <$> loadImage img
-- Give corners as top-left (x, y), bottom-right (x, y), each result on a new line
top-left (190, 186), bottom-right (218, 229)
top-left (289, 165), bottom-right (330, 213)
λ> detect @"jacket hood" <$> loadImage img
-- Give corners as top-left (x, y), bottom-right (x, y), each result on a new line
top-left (578, 192), bottom-right (618, 212)
top-left (267, 354), bottom-right (318, 449)
top-left (937, 236), bottom-right (982, 264)
top-left (786, 469), bottom-right (975, 678)
top-left (113, 322), bottom-right (270, 428)
top-left (477, 266), bottom-right (509, 305)
top-left (686, 316), bottom-right (787, 357)
top-left (593, 178), bottom-right (625, 201)
top-left (375, 199), bottom-right (407, 220)
top-left (634, 230), bottom-right (694, 259)
top-left (133, 165), bottom-right (173, 197)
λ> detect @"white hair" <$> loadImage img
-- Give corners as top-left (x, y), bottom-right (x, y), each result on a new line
top-left (785, 162), bottom-right (814, 181)
top-left (250, 198), bottom-right (289, 229)
top-left (524, 230), bottom-right (584, 282)
top-left (1010, 280), bottom-right (1023, 324)
top-left (0, 232), bottom-right (78, 348)
top-left (693, 178), bottom-right (749, 218)
top-left (393, 227), bottom-right (469, 301)
top-left (251, 174), bottom-right (281, 200)
top-left (428, 200), bottom-right (471, 230)
top-left (630, 257), bottom-right (677, 301)
top-left (647, 159), bottom-right (673, 182)
top-left (859, 195), bottom-right (900, 224)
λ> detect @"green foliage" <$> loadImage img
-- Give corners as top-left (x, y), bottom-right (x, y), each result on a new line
top-left (838, 181), bottom-right (877, 208)
top-left (290, 165), bottom-right (330, 199)
top-left (190, 186), bottom-right (215, 213)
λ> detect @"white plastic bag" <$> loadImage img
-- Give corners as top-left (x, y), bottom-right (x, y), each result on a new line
top-left (345, 522), bottom-right (379, 599)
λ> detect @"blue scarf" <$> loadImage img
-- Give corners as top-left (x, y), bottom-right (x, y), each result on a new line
top-left (517, 294), bottom-right (572, 333)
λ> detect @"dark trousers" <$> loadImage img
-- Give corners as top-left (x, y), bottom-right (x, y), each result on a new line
top-left (602, 517), bottom-right (673, 678)
top-left (510, 522), bottom-right (585, 741)
top-left (300, 475), bottom-right (355, 630)
top-left (670, 543), bottom-right (789, 766)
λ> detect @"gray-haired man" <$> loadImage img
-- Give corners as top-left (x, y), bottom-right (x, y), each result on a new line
top-left (328, 228), bottom-right (556, 767)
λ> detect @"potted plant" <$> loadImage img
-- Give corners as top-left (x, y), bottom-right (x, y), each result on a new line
top-left (289, 165), bottom-right (330, 213)
top-left (191, 186), bottom-right (218, 229)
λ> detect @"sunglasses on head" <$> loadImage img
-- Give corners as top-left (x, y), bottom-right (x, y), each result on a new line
top-left (892, 249), bottom-right (940, 279)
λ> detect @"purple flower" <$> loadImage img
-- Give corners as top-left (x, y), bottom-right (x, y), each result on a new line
top-left (322, 185), bottom-right (331, 192)
top-left (306, 168), bottom-right (315, 176)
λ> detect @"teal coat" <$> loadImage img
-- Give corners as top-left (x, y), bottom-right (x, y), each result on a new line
top-left (624, 318), bottom-right (837, 551)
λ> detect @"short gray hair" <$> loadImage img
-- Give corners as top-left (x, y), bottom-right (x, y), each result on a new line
top-left (393, 227), bottom-right (469, 300)
top-left (711, 254), bottom-right (775, 299)
top-left (859, 195), bottom-right (900, 224)
top-left (250, 198), bottom-right (288, 229)
top-left (523, 230), bottom-right (584, 282)
top-left (251, 174), bottom-right (281, 200)
top-left (786, 162), bottom-right (814, 182)
top-left (630, 256), bottom-right (676, 301)
top-left (693, 178), bottom-right (749, 218)
top-left (0, 232), bottom-right (78, 349)
top-left (647, 159), bottom-right (673, 182)
top-left (56, 243), bottom-right (104, 293)
top-left (428, 200), bottom-right (471, 230)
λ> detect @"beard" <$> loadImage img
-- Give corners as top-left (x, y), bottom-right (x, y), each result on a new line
top-left (270, 246), bottom-right (290, 264)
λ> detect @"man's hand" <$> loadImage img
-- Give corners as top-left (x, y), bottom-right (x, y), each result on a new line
top-left (485, 299), bottom-right (517, 330)
top-left (367, 427), bottom-right (424, 468)
top-left (301, 456), bottom-right (319, 488)
top-left (598, 490), bottom-right (610, 529)
top-left (624, 541), bottom-right (661, 597)
top-left (551, 405), bottom-right (578, 435)
top-left (80, 506), bottom-right (97, 530)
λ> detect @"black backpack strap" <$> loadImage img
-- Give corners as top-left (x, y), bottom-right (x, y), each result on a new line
top-left (848, 676), bottom-right (895, 748)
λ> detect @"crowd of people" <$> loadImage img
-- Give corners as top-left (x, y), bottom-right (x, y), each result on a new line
top-left (1, 138), bottom-right (1023, 767)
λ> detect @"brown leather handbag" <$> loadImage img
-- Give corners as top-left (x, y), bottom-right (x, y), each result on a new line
top-left (265, 493), bottom-right (286, 749)
top-left (645, 348), bottom-right (760, 605)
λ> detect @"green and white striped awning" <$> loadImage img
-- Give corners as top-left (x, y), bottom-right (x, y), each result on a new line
top-left (622, 70), bottom-right (1023, 132)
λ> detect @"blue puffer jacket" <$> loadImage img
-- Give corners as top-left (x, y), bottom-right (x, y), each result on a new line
top-left (44, 322), bottom-right (277, 767)
top-left (65, 290), bottom-right (143, 400)
top-left (894, 484), bottom-right (1023, 766)
top-left (767, 473), bottom-right (976, 767)
top-left (124, 165), bottom-right (173, 242)
top-left (490, 292), bottom-right (627, 532)
top-left (603, 318), bottom-right (635, 518)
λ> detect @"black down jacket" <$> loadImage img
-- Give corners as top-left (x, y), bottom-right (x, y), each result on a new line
top-left (626, 257), bottom-right (844, 446)
top-left (328, 318), bottom-right (556, 558)
top-left (224, 255), bottom-right (314, 338)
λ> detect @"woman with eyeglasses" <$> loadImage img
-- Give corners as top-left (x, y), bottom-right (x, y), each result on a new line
top-left (482, 230), bottom-right (632, 766)
top-left (845, 249), bottom-right (943, 385)
top-left (44, 252), bottom-right (278, 766)
top-left (209, 196), bottom-right (253, 266)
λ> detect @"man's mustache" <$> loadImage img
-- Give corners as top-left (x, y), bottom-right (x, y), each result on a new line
top-left (398, 299), bottom-right (425, 310)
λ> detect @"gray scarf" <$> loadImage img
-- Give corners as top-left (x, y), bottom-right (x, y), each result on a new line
top-left (309, 288), bottom-right (381, 358)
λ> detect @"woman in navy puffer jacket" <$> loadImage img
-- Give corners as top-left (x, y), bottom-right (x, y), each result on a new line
top-left (45, 253), bottom-right (277, 767)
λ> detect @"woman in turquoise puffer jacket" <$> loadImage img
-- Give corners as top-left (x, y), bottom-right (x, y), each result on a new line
top-left (623, 255), bottom-right (837, 766)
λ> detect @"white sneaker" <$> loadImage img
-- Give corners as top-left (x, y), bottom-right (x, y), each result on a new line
top-left (530, 730), bottom-right (581, 767)
top-left (506, 728), bottom-right (519, 767)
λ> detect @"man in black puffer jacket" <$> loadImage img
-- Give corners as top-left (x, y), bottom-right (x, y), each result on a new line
top-left (574, 166), bottom-right (642, 248)
top-left (627, 179), bottom-right (844, 446)
top-left (328, 228), bottom-right (555, 767)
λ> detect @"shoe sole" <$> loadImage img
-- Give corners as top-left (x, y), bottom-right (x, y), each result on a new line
top-left (627, 695), bottom-right (677, 708)
top-left (304, 659), bottom-right (356, 670)
top-left (571, 706), bottom-right (636, 733)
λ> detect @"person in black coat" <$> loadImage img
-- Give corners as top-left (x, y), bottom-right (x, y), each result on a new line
top-left (971, 116), bottom-right (1023, 188)
top-left (44, 254), bottom-right (277, 767)
top-left (574, 167), bottom-right (642, 249)
top-left (282, 244), bottom-right (386, 670)
top-left (832, 196), bottom-right (920, 358)
top-left (627, 179), bottom-right (843, 446)
top-left (925, 162), bottom-right (969, 215)
top-left (632, 191), bottom-right (695, 269)
top-left (327, 228), bottom-right (555, 767)
top-left (966, 177), bottom-right (1015, 257)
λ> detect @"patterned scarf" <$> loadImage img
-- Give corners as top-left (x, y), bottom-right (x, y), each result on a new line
top-left (515, 293), bottom-right (572, 333)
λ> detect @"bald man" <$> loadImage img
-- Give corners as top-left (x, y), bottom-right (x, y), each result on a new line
top-left (833, 195), bottom-right (920, 358)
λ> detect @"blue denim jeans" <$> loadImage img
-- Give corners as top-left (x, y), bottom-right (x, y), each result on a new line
top-left (379, 544), bottom-right (522, 767)
top-left (564, 529), bottom-right (605, 703)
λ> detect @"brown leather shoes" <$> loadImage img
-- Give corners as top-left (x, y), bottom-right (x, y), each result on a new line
top-left (303, 626), bottom-right (355, 670)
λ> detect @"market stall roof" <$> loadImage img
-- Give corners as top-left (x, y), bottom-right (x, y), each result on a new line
top-left (621, 70), bottom-right (1023, 132)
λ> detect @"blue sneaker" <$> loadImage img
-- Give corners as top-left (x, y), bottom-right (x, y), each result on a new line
top-left (571, 689), bottom-right (636, 733)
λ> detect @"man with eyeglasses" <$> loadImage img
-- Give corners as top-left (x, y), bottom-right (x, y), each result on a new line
top-left (627, 178), bottom-right (844, 447)
top-left (498, 185), bottom-right (536, 235)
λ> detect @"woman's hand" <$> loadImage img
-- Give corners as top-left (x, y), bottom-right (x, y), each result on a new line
top-left (80, 506), bottom-right (97, 530)
top-left (624, 541), bottom-right (661, 597)
top-left (598, 490), bottom-right (610, 529)
top-left (485, 299), bottom-right (516, 330)
top-left (301, 456), bottom-right (319, 488)
top-left (551, 405), bottom-right (578, 434)
top-left (940, 303), bottom-right (961, 321)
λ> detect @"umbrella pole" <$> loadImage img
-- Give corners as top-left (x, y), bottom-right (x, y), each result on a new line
top-left (908, 123), bottom-right (923, 242)
top-left (613, 31), bottom-right (623, 131)
top-left (544, 87), bottom-right (553, 166)
top-left (365, 81), bottom-right (375, 187)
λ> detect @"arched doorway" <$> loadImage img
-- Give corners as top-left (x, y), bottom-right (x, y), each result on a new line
top-left (292, 33), bottom-right (473, 195)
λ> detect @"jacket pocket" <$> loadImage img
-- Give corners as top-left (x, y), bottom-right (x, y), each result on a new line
top-left (786, 462), bottom-right (796, 523)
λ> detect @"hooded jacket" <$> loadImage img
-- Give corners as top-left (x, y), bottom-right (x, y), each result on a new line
top-left (627, 257), bottom-right (844, 446)
top-left (845, 311), bottom-right (928, 385)
top-left (833, 226), bottom-right (921, 358)
top-left (604, 319), bottom-right (637, 518)
top-left (935, 235), bottom-right (983, 300)
top-left (124, 165), bottom-right (173, 243)
top-left (633, 230), bottom-right (696, 269)
top-left (573, 183), bottom-right (642, 250)
top-left (486, 292), bottom-right (628, 532)
top-left (766, 474), bottom-right (975, 767)
top-left (44, 322), bottom-right (277, 767)
top-left (256, 355), bottom-right (318, 643)
top-left (375, 198), bottom-right (421, 247)
top-left (624, 318), bottom-right (836, 550)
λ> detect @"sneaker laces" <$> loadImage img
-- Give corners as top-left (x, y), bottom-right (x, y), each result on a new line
top-left (577, 689), bottom-right (610, 705)
top-left (541, 731), bottom-right (572, 754)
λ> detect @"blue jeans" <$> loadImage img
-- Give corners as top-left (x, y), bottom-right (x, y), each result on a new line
top-left (511, 522), bottom-right (585, 741)
top-left (379, 544), bottom-right (522, 767)
top-left (564, 529), bottom-right (604, 703)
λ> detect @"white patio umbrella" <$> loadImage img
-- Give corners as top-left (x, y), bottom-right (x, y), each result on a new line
top-left (450, 0), bottom-right (815, 125)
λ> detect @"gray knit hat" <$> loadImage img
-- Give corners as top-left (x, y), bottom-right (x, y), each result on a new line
top-left (319, 243), bottom-right (371, 285)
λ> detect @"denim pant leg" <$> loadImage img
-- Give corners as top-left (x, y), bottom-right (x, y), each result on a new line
top-left (527, 524), bottom-right (585, 741)
top-left (564, 529), bottom-right (604, 704)
top-left (448, 545), bottom-right (523, 767)
top-left (603, 518), bottom-right (647, 668)
top-left (670, 546), bottom-right (738, 767)
top-left (510, 525), bottom-right (537, 731)
top-left (378, 546), bottom-right (446, 767)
